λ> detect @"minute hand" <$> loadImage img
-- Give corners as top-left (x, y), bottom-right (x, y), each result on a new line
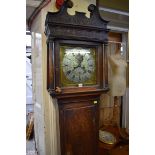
top-left (73, 59), bottom-right (82, 69)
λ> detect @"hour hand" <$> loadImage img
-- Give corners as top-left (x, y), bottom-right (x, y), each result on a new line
top-left (73, 62), bottom-right (80, 69)
top-left (73, 65), bottom-right (79, 69)
top-left (81, 66), bottom-right (86, 73)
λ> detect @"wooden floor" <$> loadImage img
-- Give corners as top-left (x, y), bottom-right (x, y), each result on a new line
top-left (109, 144), bottom-right (129, 155)
top-left (99, 142), bottom-right (129, 155)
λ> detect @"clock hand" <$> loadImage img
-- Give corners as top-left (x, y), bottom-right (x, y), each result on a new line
top-left (81, 66), bottom-right (87, 73)
top-left (73, 64), bottom-right (80, 69)
top-left (73, 59), bottom-right (82, 69)
top-left (75, 54), bottom-right (83, 66)
top-left (73, 62), bottom-right (84, 70)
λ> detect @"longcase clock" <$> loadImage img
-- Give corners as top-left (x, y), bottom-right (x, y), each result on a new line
top-left (45, 1), bottom-right (109, 155)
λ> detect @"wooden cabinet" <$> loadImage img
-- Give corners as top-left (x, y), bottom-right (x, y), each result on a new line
top-left (58, 96), bottom-right (99, 155)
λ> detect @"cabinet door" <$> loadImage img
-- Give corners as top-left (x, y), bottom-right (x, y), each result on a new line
top-left (59, 102), bottom-right (99, 155)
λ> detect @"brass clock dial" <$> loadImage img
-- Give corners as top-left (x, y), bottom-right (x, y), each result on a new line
top-left (60, 46), bottom-right (97, 87)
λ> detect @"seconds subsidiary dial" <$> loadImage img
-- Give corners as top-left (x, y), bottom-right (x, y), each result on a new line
top-left (60, 46), bottom-right (96, 86)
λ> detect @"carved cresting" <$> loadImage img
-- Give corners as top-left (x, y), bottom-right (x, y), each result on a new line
top-left (45, 0), bottom-right (109, 43)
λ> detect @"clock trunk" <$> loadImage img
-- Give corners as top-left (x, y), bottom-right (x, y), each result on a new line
top-left (58, 95), bottom-right (99, 155)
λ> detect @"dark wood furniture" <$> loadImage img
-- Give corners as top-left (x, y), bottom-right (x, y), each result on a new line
top-left (99, 96), bottom-right (129, 155)
top-left (98, 125), bottom-right (129, 155)
top-left (45, 1), bottom-right (109, 154)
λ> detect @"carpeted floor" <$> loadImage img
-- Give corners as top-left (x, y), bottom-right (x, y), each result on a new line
top-left (26, 139), bottom-right (37, 155)
top-left (26, 150), bottom-right (37, 155)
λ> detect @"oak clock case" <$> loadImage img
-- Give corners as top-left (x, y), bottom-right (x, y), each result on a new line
top-left (45, 1), bottom-right (109, 155)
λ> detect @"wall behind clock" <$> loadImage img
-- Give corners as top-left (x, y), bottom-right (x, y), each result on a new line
top-left (99, 32), bottom-right (129, 131)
